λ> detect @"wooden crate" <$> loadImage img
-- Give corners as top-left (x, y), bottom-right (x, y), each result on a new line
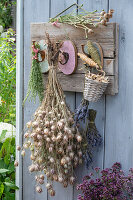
top-left (31, 22), bottom-right (119, 95)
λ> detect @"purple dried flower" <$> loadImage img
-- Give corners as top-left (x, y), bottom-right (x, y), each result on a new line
top-left (77, 162), bottom-right (133, 200)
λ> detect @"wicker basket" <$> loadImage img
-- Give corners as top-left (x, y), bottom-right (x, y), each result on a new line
top-left (83, 74), bottom-right (108, 102)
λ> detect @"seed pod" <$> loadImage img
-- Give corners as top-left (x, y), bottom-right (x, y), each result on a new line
top-left (46, 183), bottom-right (52, 189)
top-left (63, 181), bottom-right (68, 188)
top-left (45, 121), bottom-right (50, 127)
top-left (36, 186), bottom-right (42, 193)
top-left (14, 160), bottom-right (19, 167)
top-left (76, 135), bottom-right (82, 142)
top-left (50, 157), bottom-right (54, 163)
top-left (69, 152), bottom-right (74, 159)
top-left (57, 121), bottom-right (64, 129)
top-left (51, 125), bottom-right (56, 131)
top-left (32, 121), bottom-right (39, 128)
top-left (44, 128), bottom-right (49, 135)
top-left (49, 147), bottom-right (53, 153)
top-left (26, 121), bottom-right (32, 128)
top-left (58, 176), bottom-right (63, 183)
top-left (37, 134), bottom-right (43, 140)
top-left (21, 150), bottom-right (26, 157)
top-left (70, 176), bottom-right (75, 184)
top-left (39, 179), bottom-right (44, 185)
top-left (53, 174), bottom-right (58, 181)
top-left (28, 165), bottom-right (35, 172)
top-left (17, 145), bottom-right (21, 151)
top-left (49, 189), bottom-right (55, 197)
top-left (40, 174), bottom-right (44, 180)
top-left (24, 132), bottom-right (29, 138)
top-left (30, 154), bottom-right (35, 160)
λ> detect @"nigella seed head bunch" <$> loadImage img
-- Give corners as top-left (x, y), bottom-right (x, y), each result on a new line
top-left (19, 64), bottom-right (84, 197)
top-left (77, 162), bottom-right (133, 200)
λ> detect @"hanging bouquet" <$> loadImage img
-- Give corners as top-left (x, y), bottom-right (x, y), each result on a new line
top-left (50, 3), bottom-right (114, 38)
top-left (16, 34), bottom-right (84, 197)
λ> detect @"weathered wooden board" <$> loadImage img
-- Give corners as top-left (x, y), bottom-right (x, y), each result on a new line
top-left (104, 0), bottom-right (133, 172)
top-left (73, 2), bottom-right (108, 199)
top-left (31, 22), bottom-right (119, 95)
top-left (48, 1), bottom-right (76, 200)
top-left (23, 0), bottom-right (49, 200)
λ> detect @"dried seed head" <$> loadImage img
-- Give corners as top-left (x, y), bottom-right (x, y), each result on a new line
top-left (30, 154), bottom-right (35, 160)
top-left (49, 189), bottom-right (55, 196)
top-left (51, 125), bottom-right (56, 131)
top-left (26, 121), bottom-right (32, 128)
top-left (63, 181), bottom-right (68, 188)
top-left (50, 157), bottom-right (54, 163)
top-left (38, 179), bottom-right (44, 184)
top-left (100, 11), bottom-right (106, 16)
top-left (36, 186), bottom-right (42, 193)
top-left (45, 121), bottom-right (50, 127)
top-left (21, 150), bottom-right (26, 157)
top-left (24, 132), bottom-right (29, 138)
top-left (53, 174), bottom-right (58, 181)
top-left (76, 135), bottom-right (82, 142)
top-left (17, 145), bottom-right (21, 151)
top-left (44, 128), bottom-right (49, 135)
top-left (46, 183), bottom-right (52, 189)
top-left (58, 176), bottom-right (63, 183)
top-left (14, 160), bottom-right (19, 167)
top-left (32, 121), bottom-right (39, 128)
top-left (40, 174), bottom-right (44, 180)
top-left (70, 176), bottom-right (75, 184)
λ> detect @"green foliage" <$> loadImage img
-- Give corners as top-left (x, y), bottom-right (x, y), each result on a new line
top-left (0, 136), bottom-right (17, 200)
top-left (0, 29), bottom-right (16, 125)
top-left (23, 44), bottom-right (44, 104)
top-left (0, 0), bottom-right (16, 29)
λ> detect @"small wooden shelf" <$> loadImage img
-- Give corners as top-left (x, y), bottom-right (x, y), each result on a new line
top-left (31, 22), bottom-right (119, 95)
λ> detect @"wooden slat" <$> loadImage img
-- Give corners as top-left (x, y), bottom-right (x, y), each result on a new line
top-left (23, 1), bottom-right (49, 200)
top-left (74, 2), bottom-right (107, 200)
top-left (43, 73), bottom-right (116, 95)
top-left (47, 1), bottom-right (76, 200)
top-left (105, 0), bottom-right (133, 172)
top-left (76, 58), bottom-right (115, 75)
top-left (16, 0), bottom-right (23, 200)
top-left (31, 22), bottom-right (115, 43)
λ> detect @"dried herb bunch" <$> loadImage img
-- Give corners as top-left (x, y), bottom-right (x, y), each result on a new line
top-left (23, 42), bottom-right (44, 104)
top-left (20, 36), bottom-right (83, 196)
top-left (83, 109), bottom-right (102, 168)
top-left (50, 4), bottom-right (114, 38)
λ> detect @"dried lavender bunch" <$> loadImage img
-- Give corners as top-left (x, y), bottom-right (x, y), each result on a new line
top-left (74, 99), bottom-right (89, 125)
top-left (84, 109), bottom-right (102, 168)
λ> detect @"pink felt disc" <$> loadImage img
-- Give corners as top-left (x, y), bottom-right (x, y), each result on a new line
top-left (58, 40), bottom-right (77, 75)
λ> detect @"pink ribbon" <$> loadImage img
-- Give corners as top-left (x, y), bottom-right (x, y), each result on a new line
top-left (52, 19), bottom-right (60, 28)
top-left (32, 45), bottom-right (39, 60)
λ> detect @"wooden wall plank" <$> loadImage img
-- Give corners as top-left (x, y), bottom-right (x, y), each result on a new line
top-left (16, 0), bottom-right (23, 199)
top-left (105, 0), bottom-right (133, 171)
top-left (23, 0), bottom-right (49, 200)
top-left (73, 1), bottom-right (108, 199)
top-left (31, 23), bottom-right (116, 44)
top-left (48, 1), bottom-right (76, 200)
top-left (43, 73), bottom-right (116, 95)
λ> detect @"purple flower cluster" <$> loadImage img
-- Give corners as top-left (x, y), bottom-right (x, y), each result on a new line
top-left (77, 162), bottom-right (133, 200)
top-left (74, 100), bottom-right (89, 125)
